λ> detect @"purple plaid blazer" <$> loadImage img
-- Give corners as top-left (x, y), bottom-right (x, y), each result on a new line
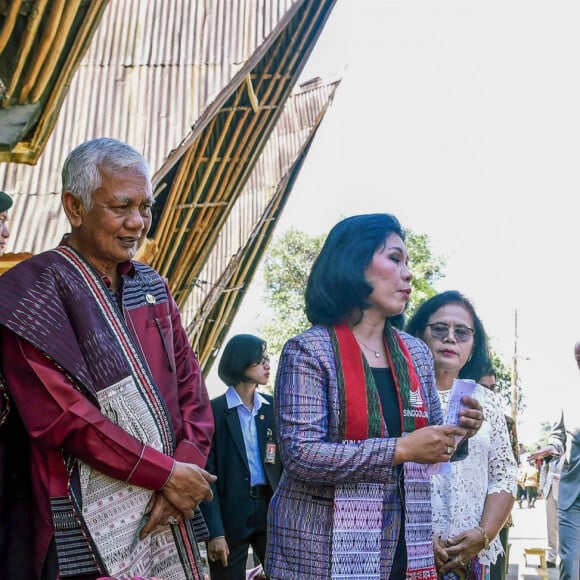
top-left (264, 325), bottom-right (442, 579)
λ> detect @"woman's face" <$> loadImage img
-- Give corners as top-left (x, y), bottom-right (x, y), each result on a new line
top-left (364, 233), bottom-right (413, 318)
top-left (243, 352), bottom-right (271, 386)
top-left (421, 303), bottom-right (475, 376)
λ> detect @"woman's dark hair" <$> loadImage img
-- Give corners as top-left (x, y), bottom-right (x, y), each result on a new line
top-left (305, 213), bottom-right (405, 325)
top-left (217, 334), bottom-right (267, 386)
top-left (405, 290), bottom-right (491, 381)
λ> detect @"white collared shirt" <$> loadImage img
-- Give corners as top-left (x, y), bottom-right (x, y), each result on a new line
top-left (226, 386), bottom-right (270, 486)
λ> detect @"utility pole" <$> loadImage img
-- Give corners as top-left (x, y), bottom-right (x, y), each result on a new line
top-left (510, 310), bottom-right (518, 422)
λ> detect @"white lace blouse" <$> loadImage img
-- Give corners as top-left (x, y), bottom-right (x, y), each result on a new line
top-left (431, 384), bottom-right (518, 565)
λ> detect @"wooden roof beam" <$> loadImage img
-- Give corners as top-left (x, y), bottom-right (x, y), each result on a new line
top-left (244, 74), bottom-right (260, 113)
top-left (0, 0), bottom-right (22, 54)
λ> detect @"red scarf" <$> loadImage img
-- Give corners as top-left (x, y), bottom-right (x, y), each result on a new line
top-left (332, 321), bottom-right (428, 440)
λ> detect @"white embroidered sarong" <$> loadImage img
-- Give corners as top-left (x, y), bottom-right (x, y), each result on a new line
top-left (79, 376), bottom-right (188, 579)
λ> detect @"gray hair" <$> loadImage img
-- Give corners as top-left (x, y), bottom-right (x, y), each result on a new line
top-left (62, 138), bottom-right (151, 209)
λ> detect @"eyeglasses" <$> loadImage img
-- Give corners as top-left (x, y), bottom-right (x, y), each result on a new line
top-left (251, 356), bottom-right (270, 367)
top-left (425, 322), bottom-right (474, 343)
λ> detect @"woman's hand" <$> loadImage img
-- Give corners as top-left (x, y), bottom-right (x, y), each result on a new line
top-left (457, 395), bottom-right (484, 438)
top-left (433, 535), bottom-right (449, 569)
top-left (394, 424), bottom-right (466, 464)
top-left (439, 527), bottom-right (485, 573)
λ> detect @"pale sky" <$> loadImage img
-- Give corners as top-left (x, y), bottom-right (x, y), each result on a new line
top-left (208, 0), bottom-right (580, 446)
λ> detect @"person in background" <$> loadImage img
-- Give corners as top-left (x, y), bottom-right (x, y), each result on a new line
top-left (516, 462), bottom-right (527, 508)
top-left (264, 214), bottom-right (484, 580)
top-left (200, 334), bottom-right (282, 580)
top-left (478, 366), bottom-right (518, 580)
top-left (406, 290), bottom-right (517, 579)
top-left (530, 340), bottom-right (580, 580)
top-left (0, 191), bottom-right (12, 256)
top-left (0, 138), bottom-right (216, 579)
top-left (539, 454), bottom-right (563, 568)
top-left (523, 458), bottom-right (539, 508)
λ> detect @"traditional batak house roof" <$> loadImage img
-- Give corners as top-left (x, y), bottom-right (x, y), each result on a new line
top-left (0, 0), bottom-right (340, 372)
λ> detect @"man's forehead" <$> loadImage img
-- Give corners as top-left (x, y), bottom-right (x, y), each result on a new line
top-left (109, 192), bottom-right (153, 201)
top-left (96, 185), bottom-right (153, 202)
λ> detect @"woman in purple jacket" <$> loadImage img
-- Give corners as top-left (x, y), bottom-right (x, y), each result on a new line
top-left (264, 213), bottom-right (483, 580)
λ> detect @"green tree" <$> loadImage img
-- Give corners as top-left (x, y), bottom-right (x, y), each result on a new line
top-left (405, 230), bottom-right (445, 318)
top-left (260, 227), bottom-right (445, 356)
top-left (260, 228), bottom-right (325, 353)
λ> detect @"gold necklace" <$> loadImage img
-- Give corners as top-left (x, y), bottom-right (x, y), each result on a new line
top-left (355, 337), bottom-right (382, 358)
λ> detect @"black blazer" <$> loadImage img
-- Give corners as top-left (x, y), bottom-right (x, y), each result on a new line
top-left (200, 391), bottom-right (282, 543)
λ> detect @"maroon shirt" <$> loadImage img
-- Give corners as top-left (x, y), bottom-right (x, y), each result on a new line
top-left (0, 260), bottom-right (214, 575)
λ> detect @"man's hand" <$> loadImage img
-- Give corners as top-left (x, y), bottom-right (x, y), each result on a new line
top-left (529, 445), bottom-right (559, 461)
top-left (207, 536), bottom-right (229, 567)
top-left (161, 461), bottom-right (217, 518)
top-left (458, 395), bottom-right (484, 438)
top-left (140, 492), bottom-right (182, 539)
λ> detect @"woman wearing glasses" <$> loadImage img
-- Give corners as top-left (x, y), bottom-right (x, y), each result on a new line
top-left (264, 215), bottom-right (484, 580)
top-left (406, 291), bottom-right (517, 579)
top-left (200, 334), bottom-right (282, 580)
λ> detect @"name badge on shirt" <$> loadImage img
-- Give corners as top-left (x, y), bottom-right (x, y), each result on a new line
top-left (265, 442), bottom-right (277, 464)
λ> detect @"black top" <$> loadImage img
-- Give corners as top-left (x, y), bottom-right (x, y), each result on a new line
top-left (371, 367), bottom-right (402, 438)
top-left (371, 366), bottom-right (407, 578)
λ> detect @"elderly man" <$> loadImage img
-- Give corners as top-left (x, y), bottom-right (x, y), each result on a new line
top-left (0, 138), bottom-right (215, 580)
top-left (530, 341), bottom-right (580, 580)
top-left (0, 190), bottom-right (12, 256)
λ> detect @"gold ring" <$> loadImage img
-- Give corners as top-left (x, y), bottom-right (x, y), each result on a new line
top-left (167, 515), bottom-right (179, 526)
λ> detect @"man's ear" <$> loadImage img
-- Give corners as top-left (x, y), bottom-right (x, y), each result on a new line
top-left (62, 191), bottom-right (84, 227)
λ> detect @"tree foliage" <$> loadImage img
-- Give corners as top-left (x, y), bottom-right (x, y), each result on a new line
top-left (260, 227), bottom-right (446, 355)
top-left (404, 230), bottom-right (445, 318)
top-left (260, 228), bottom-right (325, 353)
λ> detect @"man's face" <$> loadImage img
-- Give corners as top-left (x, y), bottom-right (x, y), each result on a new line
top-left (67, 166), bottom-right (153, 273)
top-left (0, 210), bottom-right (10, 256)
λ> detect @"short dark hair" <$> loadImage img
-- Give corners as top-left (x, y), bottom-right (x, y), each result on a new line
top-left (305, 213), bottom-right (405, 326)
top-left (217, 334), bottom-right (267, 386)
top-left (405, 290), bottom-right (491, 381)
